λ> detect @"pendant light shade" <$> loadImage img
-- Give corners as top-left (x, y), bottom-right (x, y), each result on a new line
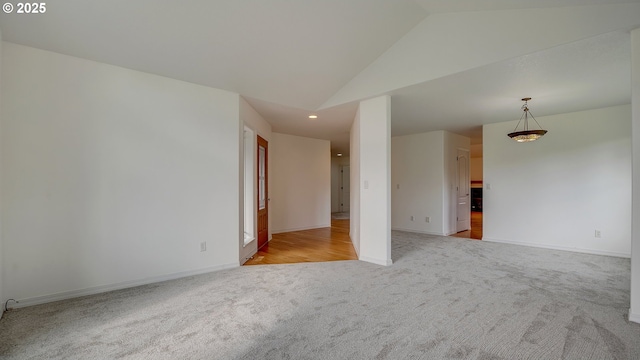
top-left (508, 98), bottom-right (547, 142)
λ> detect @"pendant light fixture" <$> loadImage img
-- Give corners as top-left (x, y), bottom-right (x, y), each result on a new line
top-left (507, 97), bottom-right (547, 142)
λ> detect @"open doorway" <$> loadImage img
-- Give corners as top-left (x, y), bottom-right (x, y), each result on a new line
top-left (331, 155), bottom-right (350, 220)
top-left (456, 148), bottom-right (470, 233)
top-left (452, 142), bottom-right (483, 240)
top-left (243, 143), bottom-right (356, 266)
top-left (244, 153), bottom-right (355, 265)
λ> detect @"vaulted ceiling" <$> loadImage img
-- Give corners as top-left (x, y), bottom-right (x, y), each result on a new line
top-left (1, 0), bottom-right (639, 154)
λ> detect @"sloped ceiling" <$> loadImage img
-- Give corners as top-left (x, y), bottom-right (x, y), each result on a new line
top-left (390, 31), bottom-right (631, 144)
top-left (0, 0), bottom-right (427, 110)
top-left (1, 1), bottom-right (639, 155)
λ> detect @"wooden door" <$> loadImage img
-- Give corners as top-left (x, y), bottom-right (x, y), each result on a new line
top-left (456, 149), bottom-right (470, 232)
top-left (257, 136), bottom-right (268, 249)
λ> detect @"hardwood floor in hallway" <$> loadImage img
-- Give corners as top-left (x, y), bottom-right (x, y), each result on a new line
top-left (243, 219), bottom-right (357, 265)
top-left (451, 211), bottom-right (483, 240)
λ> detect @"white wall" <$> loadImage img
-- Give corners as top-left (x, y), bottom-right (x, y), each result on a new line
top-left (1, 43), bottom-right (241, 306)
top-left (0, 31), bottom-right (4, 316)
top-left (331, 156), bottom-right (350, 213)
top-left (444, 132), bottom-right (471, 235)
top-left (470, 143), bottom-right (483, 183)
top-left (483, 105), bottom-right (632, 257)
top-left (391, 130), bottom-right (469, 236)
top-left (630, 28), bottom-right (640, 324)
top-left (239, 98), bottom-right (272, 264)
top-left (270, 133), bottom-right (330, 233)
top-left (350, 110), bottom-right (361, 255)
top-left (357, 96), bottom-right (392, 266)
top-left (391, 131), bottom-right (445, 235)
top-left (470, 158), bottom-right (483, 182)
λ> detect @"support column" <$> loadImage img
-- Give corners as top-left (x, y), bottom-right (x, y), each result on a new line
top-left (631, 28), bottom-right (640, 324)
top-left (356, 95), bottom-right (392, 266)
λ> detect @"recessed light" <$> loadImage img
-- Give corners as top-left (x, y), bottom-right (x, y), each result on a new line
top-left (337, 153), bottom-right (343, 157)
top-left (308, 115), bottom-right (318, 119)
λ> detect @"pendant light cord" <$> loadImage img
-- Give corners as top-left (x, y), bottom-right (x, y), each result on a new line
top-left (511, 99), bottom-right (544, 132)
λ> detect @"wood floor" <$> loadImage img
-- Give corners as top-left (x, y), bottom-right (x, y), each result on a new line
top-left (245, 211), bottom-right (482, 266)
top-left (451, 211), bottom-right (483, 240)
top-left (243, 218), bottom-right (357, 265)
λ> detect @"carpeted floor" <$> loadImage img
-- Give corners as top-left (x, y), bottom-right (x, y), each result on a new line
top-left (1, 231), bottom-right (639, 359)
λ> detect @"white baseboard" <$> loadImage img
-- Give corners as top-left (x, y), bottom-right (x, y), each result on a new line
top-left (350, 236), bottom-right (360, 257)
top-left (240, 248), bottom-right (259, 265)
top-left (483, 238), bottom-right (631, 258)
top-left (360, 256), bottom-right (393, 266)
top-left (630, 311), bottom-right (640, 324)
top-left (272, 224), bottom-right (331, 234)
top-left (11, 263), bottom-right (239, 309)
top-left (391, 227), bottom-right (446, 236)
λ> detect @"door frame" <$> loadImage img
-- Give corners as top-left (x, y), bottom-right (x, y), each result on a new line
top-left (257, 135), bottom-right (269, 249)
top-left (456, 148), bottom-right (471, 232)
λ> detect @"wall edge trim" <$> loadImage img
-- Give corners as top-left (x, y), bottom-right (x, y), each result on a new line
top-left (360, 255), bottom-right (393, 266)
top-left (272, 224), bottom-right (331, 234)
top-left (483, 237), bottom-right (631, 258)
top-left (391, 227), bottom-right (447, 237)
top-left (350, 233), bottom-right (360, 257)
top-left (9, 263), bottom-right (239, 309)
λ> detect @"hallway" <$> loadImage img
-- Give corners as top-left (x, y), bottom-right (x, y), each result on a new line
top-left (243, 219), bottom-right (357, 265)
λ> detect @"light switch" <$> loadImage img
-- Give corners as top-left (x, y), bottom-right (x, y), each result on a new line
top-left (364, 180), bottom-right (369, 189)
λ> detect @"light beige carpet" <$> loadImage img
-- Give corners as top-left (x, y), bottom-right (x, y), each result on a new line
top-left (1, 231), bottom-right (639, 359)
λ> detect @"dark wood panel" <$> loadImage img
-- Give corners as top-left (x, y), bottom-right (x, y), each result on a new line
top-left (257, 135), bottom-right (268, 249)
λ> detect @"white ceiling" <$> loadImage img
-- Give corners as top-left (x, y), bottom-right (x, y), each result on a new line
top-left (1, 1), bottom-right (639, 155)
top-left (390, 31), bottom-right (632, 144)
top-left (0, 0), bottom-right (426, 110)
top-left (415, 0), bottom-right (640, 13)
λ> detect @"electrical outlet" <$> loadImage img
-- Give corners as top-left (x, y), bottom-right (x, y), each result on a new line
top-left (200, 241), bottom-right (207, 252)
top-left (410, 216), bottom-right (414, 221)
top-left (594, 230), bottom-right (601, 238)
top-left (426, 217), bottom-right (431, 223)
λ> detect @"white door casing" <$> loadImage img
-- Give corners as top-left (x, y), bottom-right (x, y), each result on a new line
top-left (456, 149), bottom-right (470, 232)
